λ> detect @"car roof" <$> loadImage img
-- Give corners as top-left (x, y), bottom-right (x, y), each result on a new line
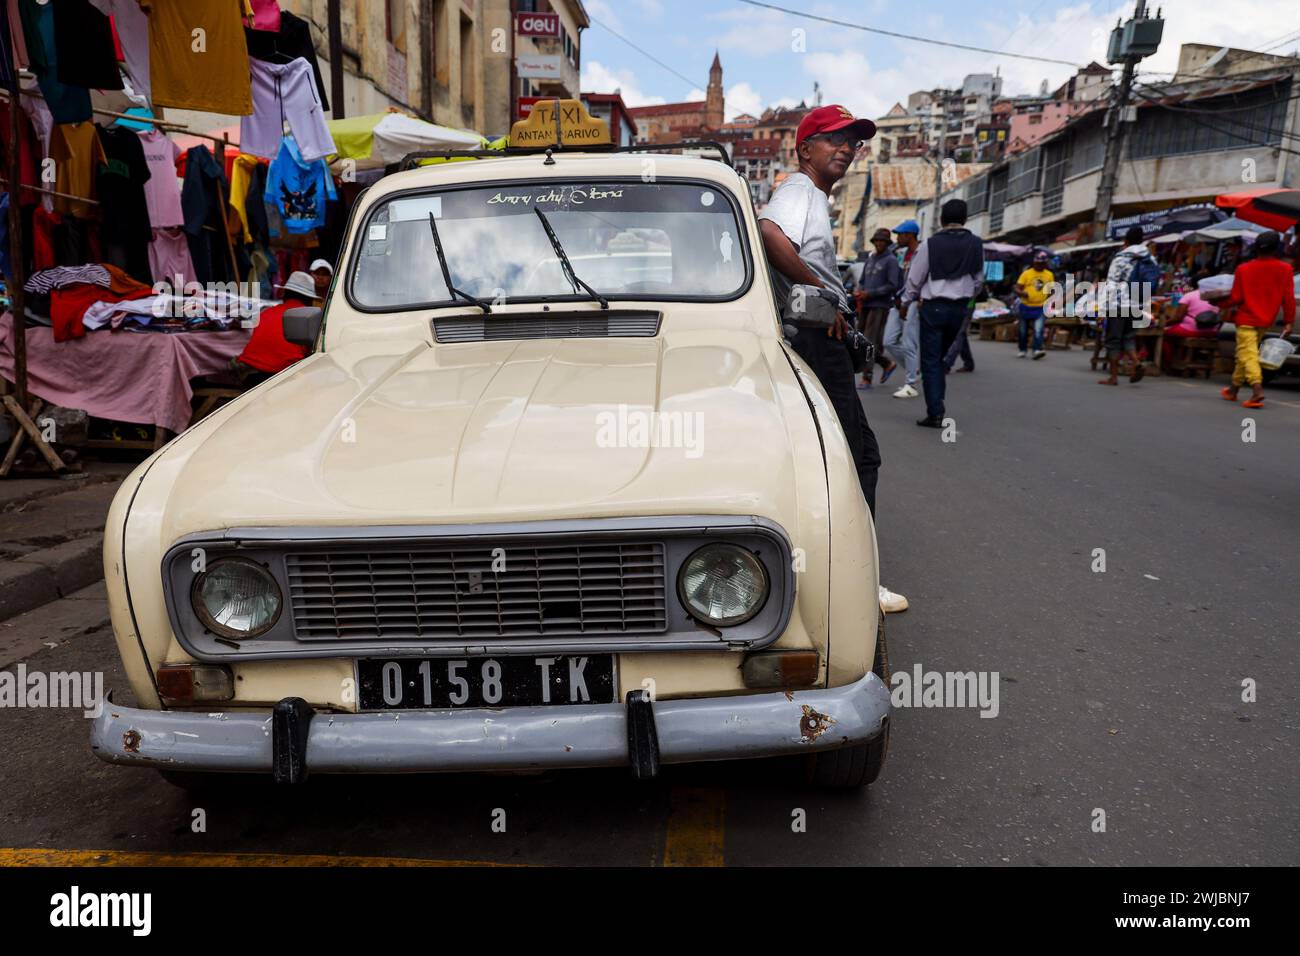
top-left (365, 151), bottom-right (748, 203)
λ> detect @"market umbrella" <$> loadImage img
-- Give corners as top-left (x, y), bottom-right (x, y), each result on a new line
top-left (1215, 187), bottom-right (1300, 231)
top-left (1183, 216), bottom-right (1268, 242)
top-left (328, 112), bottom-right (484, 170)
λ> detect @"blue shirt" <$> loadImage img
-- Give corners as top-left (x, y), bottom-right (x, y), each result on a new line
top-left (266, 135), bottom-right (336, 235)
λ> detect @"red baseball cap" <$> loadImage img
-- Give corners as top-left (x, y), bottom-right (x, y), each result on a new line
top-left (796, 104), bottom-right (877, 148)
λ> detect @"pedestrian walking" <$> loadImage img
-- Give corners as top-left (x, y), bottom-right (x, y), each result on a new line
top-left (883, 220), bottom-right (922, 398)
top-left (856, 228), bottom-right (901, 389)
top-left (943, 303), bottom-right (976, 373)
top-left (1097, 226), bottom-right (1161, 386)
top-left (901, 199), bottom-right (984, 428)
top-left (759, 104), bottom-right (907, 613)
top-left (1014, 250), bottom-right (1054, 359)
top-left (1220, 230), bottom-right (1295, 408)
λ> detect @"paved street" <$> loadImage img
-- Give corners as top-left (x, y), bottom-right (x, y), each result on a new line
top-left (2, 340), bottom-right (1297, 866)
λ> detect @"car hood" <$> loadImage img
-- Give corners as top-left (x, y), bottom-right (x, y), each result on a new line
top-left (151, 325), bottom-right (815, 537)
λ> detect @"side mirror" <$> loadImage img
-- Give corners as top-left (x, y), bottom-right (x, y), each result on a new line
top-left (282, 307), bottom-right (323, 349)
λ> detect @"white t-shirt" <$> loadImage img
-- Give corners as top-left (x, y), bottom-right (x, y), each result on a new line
top-left (759, 172), bottom-right (848, 313)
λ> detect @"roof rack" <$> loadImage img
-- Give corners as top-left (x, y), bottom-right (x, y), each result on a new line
top-left (397, 140), bottom-right (734, 172)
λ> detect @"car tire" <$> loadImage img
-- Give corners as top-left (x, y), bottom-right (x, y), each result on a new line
top-left (805, 612), bottom-right (891, 789)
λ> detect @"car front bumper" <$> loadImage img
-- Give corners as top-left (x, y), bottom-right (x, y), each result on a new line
top-left (90, 672), bottom-right (891, 776)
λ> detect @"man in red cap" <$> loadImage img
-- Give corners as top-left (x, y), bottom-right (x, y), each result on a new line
top-left (759, 104), bottom-right (908, 614)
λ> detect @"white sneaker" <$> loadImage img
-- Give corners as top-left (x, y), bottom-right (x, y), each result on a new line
top-left (1032, 350), bottom-right (1046, 360)
top-left (879, 585), bottom-right (909, 613)
top-left (1016, 350), bottom-right (1027, 358)
top-left (892, 383), bottom-right (919, 398)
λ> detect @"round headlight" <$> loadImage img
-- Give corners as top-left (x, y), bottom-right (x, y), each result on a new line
top-left (192, 558), bottom-right (282, 639)
top-left (677, 544), bottom-right (769, 627)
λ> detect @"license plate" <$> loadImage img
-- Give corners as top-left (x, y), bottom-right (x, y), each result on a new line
top-left (357, 655), bottom-right (616, 711)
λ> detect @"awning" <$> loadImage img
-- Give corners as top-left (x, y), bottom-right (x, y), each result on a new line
top-left (1215, 187), bottom-right (1300, 231)
top-left (1050, 239), bottom-right (1122, 254)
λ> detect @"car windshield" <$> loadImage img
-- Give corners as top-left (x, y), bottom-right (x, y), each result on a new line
top-left (350, 180), bottom-right (748, 310)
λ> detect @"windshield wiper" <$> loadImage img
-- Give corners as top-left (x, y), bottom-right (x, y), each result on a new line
top-left (427, 212), bottom-right (491, 314)
top-left (532, 207), bottom-right (609, 310)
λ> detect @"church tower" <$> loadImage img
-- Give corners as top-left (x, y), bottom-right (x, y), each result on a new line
top-left (705, 51), bottom-right (724, 129)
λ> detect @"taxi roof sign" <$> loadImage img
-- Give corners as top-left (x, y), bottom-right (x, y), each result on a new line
top-left (510, 98), bottom-right (611, 149)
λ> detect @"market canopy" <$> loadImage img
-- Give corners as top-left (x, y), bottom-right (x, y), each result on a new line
top-left (327, 112), bottom-right (484, 170)
top-left (1215, 187), bottom-right (1300, 231)
top-left (1050, 239), bottom-right (1122, 254)
top-left (1183, 216), bottom-right (1269, 242)
top-left (982, 241), bottom-right (1030, 260)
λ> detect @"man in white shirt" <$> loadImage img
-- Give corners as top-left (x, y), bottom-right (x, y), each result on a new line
top-left (759, 105), bottom-right (908, 614)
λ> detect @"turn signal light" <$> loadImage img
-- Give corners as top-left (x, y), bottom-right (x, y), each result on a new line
top-left (741, 650), bottom-right (821, 688)
top-left (157, 664), bottom-right (235, 704)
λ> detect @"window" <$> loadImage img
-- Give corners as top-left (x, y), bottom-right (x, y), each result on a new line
top-left (387, 0), bottom-right (406, 53)
top-left (1006, 149), bottom-right (1041, 200)
top-left (351, 181), bottom-right (749, 310)
top-left (1028, 114), bottom-right (1042, 125)
top-left (459, 13), bottom-right (474, 108)
top-left (1067, 124), bottom-right (1106, 176)
top-left (1128, 81), bottom-right (1291, 159)
top-left (965, 176), bottom-right (988, 215)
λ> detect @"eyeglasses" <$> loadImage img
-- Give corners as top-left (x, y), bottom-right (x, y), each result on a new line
top-left (812, 130), bottom-right (864, 151)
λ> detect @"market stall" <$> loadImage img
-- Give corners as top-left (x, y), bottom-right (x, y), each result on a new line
top-left (0, 3), bottom-right (484, 477)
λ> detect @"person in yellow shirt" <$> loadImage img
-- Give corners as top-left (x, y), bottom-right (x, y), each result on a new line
top-left (1014, 250), bottom-right (1055, 359)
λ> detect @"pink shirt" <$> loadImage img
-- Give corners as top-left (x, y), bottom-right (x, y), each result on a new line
top-left (136, 129), bottom-right (185, 228)
top-left (247, 0), bottom-right (282, 32)
top-left (1172, 290), bottom-right (1220, 333)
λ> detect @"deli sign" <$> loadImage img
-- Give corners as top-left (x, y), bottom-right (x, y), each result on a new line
top-left (515, 12), bottom-right (560, 37)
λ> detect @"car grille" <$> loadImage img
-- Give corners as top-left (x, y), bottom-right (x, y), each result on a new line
top-left (285, 541), bottom-right (668, 640)
top-left (433, 311), bottom-right (661, 343)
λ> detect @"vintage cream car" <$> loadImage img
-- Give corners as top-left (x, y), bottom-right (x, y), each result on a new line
top-left (92, 108), bottom-right (891, 789)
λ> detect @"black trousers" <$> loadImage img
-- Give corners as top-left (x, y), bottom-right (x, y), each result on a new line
top-left (790, 327), bottom-right (881, 517)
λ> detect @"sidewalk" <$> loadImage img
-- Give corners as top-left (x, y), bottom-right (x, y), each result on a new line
top-left (0, 463), bottom-right (133, 622)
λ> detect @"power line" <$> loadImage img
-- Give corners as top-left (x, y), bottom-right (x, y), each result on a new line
top-left (734, 0), bottom-right (1083, 67)
top-left (1129, 83), bottom-right (1300, 156)
top-left (587, 15), bottom-right (705, 94)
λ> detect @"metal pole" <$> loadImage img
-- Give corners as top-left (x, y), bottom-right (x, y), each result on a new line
top-left (6, 70), bottom-right (27, 408)
top-left (932, 90), bottom-right (945, 237)
top-left (328, 0), bottom-right (345, 120)
top-left (1095, 0), bottom-right (1145, 232)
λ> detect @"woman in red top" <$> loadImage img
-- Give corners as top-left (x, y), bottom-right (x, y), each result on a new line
top-left (1221, 231), bottom-right (1295, 408)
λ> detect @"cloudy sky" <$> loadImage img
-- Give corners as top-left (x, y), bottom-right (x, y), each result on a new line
top-left (579, 0), bottom-right (1298, 120)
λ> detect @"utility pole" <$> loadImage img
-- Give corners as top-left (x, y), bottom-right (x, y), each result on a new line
top-left (1094, 0), bottom-right (1164, 234)
top-left (932, 90), bottom-right (946, 237)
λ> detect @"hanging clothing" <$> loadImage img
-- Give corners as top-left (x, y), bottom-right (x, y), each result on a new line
top-left (53, 0), bottom-right (123, 91)
top-left (19, 0), bottom-right (93, 123)
top-left (266, 136), bottom-right (336, 235)
top-left (6, 0), bottom-right (28, 70)
top-left (97, 126), bottom-right (154, 285)
top-left (228, 153), bottom-right (265, 243)
top-left (149, 227), bottom-right (197, 290)
top-left (136, 128), bottom-right (184, 228)
top-left (245, 11), bottom-right (329, 112)
top-left (139, 0), bottom-right (253, 115)
top-left (245, 161), bottom-right (271, 246)
top-left (51, 122), bottom-right (107, 219)
top-left (31, 206), bottom-right (59, 271)
top-left (244, 0), bottom-right (281, 32)
top-left (181, 145), bottom-right (236, 285)
top-left (0, 0), bottom-right (18, 87)
top-left (0, 96), bottom-right (40, 207)
top-left (90, 0), bottom-right (151, 100)
top-left (242, 58), bottom-right (336, 162)
top-left (0, 193), bottom-right (9, 279)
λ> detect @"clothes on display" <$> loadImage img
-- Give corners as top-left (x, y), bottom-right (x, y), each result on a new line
top-left (148, 227), bottom-right (196, 290)
top-left (139, 0), bottom-right (253, 115)
top-left (267, 135), bottom-right (336, 235)
top-left (243, 58), bottom-right (335, 162)
top-left (244, 0), bottom-right (283, 33)
top-left (181, 145), bottom-right (237, 285)
top-left (25, 264), bottom-right (112, 295)
top-left (91, 0), bottom-right (151, 98)
top-left (245, 11), bottom-right (329, 112)
top-left (53, 0), bottom-right (123, 91)
top-left (19, 0), bottom-right (93, 123)
top-left (97, 125), bottom-right (155, 285)
top-left (50, 121), bottom-right (107, 219)
top-left (136, 128), bottom-right (184, 227)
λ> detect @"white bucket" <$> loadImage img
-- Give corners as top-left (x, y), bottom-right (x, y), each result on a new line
top-left (1258, 337), bottom-right (1295, 370)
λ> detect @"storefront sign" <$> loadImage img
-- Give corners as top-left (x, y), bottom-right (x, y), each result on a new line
top-left (515, 12), bottom-right (561, 37)
top-left (1106, 202), bottom-right (1221, 239)
top-left (516, 54), bottom-right (562, 80)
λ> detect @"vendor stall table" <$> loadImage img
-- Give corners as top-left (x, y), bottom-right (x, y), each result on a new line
top-left (0, 315), bottom-right (251, 448)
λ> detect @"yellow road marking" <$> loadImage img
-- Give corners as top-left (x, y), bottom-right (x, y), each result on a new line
top-left (0, 848), bottom-right (514, 867)
top-left (662, 787), bottom-right (725, 867)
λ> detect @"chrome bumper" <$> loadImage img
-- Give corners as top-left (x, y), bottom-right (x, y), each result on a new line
top-left (89, 672), bottom-right (891, 774)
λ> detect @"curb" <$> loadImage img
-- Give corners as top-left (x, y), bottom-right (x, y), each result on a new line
top-left (0, 534), bottom-right (104, 623)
